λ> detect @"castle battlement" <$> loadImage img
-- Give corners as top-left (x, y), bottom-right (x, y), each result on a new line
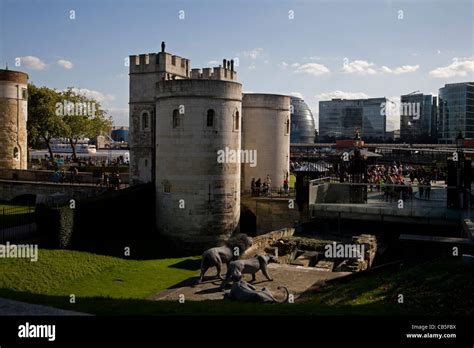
top-left (190, 60), bottom-right (237, 82)
top-left (129, 51), bottom-right (191, 79)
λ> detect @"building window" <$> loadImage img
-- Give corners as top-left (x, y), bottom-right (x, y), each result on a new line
top-left (13, 147), bottom-right (19, 161)
top-left (173, 109), bottom-right (181, 128)
top-left (141, 111), bottom-right (150, 130)
top-left (163, 180), bottom-right (171, 193)
top-left (234, 111), bottom-right (240, 131)
top-left (207, 109), bottom-right (215, 127)
top-left (21, 88), bottom-right (27, 100)
top-left (144, 159), bottom-right (148, 167)
top-left (286, 118), bottom-right (290, 135)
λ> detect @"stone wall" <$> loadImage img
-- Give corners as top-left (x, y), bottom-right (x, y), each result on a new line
top-left (0, 179), bottom-right (102, 201)
top-left (241, 195), bottom-right (302, 235)
top-left (0, 168), bottom-right (129, 185)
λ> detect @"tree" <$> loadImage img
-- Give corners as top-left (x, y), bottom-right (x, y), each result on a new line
top-left (27, 84), bottom-right (65, 164)
top-left (61, 88), bottom-right (113, 161)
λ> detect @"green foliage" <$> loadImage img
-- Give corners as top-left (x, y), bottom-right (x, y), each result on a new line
top-left (35, 205), bottom-right (74, 248)
top-left (27, 84), bottom-right (113, 161)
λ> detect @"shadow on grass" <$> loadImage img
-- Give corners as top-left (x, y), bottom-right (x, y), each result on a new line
top-left (168, 258), bottom-right (201, 271)
top-left (0, 288), bottom-right (389, 316)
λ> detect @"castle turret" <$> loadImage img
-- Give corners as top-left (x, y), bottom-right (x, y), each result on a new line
top-left (129, 49), bottom-right (191, 184)
top-left (0, 69), bottom-right (28, 170)
top-left (241, 94), bottom-right (291, 192)
top-left (154, 73), bottom-right (242, 250)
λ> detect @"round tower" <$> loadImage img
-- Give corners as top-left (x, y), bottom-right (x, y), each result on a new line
top-left (242, 93), bottom-right (291, 192)
top-left (155, 78), bottom-right (242, 250)
top-left (0, 69), bottom-right (28, 170)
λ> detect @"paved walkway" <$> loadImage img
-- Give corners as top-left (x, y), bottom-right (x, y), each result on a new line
top-left (150, 263), bottom-right (351, 302)
top-left (0, 297), bottom-right (89, 316)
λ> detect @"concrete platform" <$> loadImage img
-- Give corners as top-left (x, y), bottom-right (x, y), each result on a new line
top-left (150, 263), bottom-right (351, 302)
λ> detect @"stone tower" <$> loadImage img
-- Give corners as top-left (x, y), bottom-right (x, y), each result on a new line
top-left (129, 47), bottom-right (191, 184)
top-left (241, 93), bottom-right (291, 192)
top-left (155, 64), bottom-right (241, 250)
top-left (0, 69), bottom-right (28, 170)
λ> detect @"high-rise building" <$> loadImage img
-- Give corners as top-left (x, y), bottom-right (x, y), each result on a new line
top-left (318, 98), bottom-right (387, 141)
top-left (290, 97), bottom-right (315, 144)
top-left (400, 93), bottom-right (437, 143)
top-left (438, 82), bottom-right (474, 144)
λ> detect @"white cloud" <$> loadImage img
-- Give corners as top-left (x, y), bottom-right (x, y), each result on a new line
top-left (429, 58), bottom-right (474, 78)
top-left (208, 60), bottom-right (219, 66)
top-left (57, 59), bottom-right (73, 69)
top-left (248, 64), bottom-right (256, 70)
top-left (342, 60), bottom-right (377, 75)
top-left (242, 48), bottom-right (263, 60)
top-left (68, 88), bottom-right (115, 105)
top-left (291, 63), bottom-right (300, 68)
top-left (19, 56), bottom-right (46, 70)
top-left (381, 64), bottom-right (419, 74)
top-left (315, 90), bottom-right (370, 101)
top-left (279, 62), bottom-right (289, 69)
top-left (294, 63), bottom-right (330, 76)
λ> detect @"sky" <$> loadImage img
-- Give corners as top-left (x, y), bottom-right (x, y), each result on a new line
top-left (1, 0), bottom-right (473, 130)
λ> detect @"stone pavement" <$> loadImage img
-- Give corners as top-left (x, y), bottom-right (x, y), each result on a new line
top-left (0, 297), bottom-right (90, 316)
top-left (150, 263), bottom-right (351, 302)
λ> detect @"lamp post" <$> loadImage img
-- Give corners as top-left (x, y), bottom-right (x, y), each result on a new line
top-left (456, 131), bottom-right (465, 208)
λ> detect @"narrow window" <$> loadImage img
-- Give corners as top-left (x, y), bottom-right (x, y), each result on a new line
top-left (286, 118), bottom-right (290, 134)
top-left (207, 109), bottom-right (215, 127)
top-left (21, 88), bottom-right (27, 100)
top-left (13, 147), bottom-right (19, 160)
top-left (141, 111), bottom-right (150, 130)
top-left (163, 181), bottom-right (171, 193)
top-left (234, 111), bottom-right (240, 131)
top-left (173, 109), bottom-right (180, 128)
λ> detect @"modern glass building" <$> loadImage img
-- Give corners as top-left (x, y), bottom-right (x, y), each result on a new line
top-left (400, 93), bottom-right (437, 143)
top-left (438, 82), bottom-right (474, 144)
top-left (318, 98), bottom-right (387, 141)
top-left (290, 97), bottom-right (316, 144)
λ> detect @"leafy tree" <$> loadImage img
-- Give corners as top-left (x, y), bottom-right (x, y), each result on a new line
top-left (27, 84), bottom-right (65, 164)
top-left (60, 87), bottom-right (113, 161)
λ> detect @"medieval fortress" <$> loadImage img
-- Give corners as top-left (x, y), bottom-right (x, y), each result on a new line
top-left (129, 44), bottom-right (291, 248)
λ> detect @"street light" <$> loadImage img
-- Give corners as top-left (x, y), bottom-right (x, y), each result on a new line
top-left (456, 131), bottom-right (464, 151)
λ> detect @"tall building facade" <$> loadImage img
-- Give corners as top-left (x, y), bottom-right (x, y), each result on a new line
top-left (438, 82), bottom-right (474, 144)
top-left (319, 98), bottom-right (387, 141)
top-left (400, 93), bottom-right (437, 143)
top-left (290, 96), bottom-right (315, 144)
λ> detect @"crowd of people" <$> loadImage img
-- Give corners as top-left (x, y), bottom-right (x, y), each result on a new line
top-left (249, 175), bottom-right (291, 196)
top-left (367, 163), bottom-right (439, 201)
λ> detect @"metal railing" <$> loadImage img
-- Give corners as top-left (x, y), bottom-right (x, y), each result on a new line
top-left (0, 205), bottom-right (36, 243)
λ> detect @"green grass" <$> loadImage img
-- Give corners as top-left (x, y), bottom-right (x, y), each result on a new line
top-left (0, 204), bottom-right (35, 229)
top-left (0, 249), bottom-right (472, 315)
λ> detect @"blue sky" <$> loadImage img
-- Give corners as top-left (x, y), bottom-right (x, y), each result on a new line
top-left (1, 0), bottom-right (473, 129)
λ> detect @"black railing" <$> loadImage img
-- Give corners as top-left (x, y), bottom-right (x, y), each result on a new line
top-left (0, 205), bottom-right (36, 243)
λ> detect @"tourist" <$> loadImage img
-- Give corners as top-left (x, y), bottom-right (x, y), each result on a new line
top-left (266, 175), bottom-right (272, 196)
top-left (283, 177), bottom-right (289, 195)
top-left (251, 178), bottom-right (256, 196)
top-left (255, 178), bottom-right (261, 197)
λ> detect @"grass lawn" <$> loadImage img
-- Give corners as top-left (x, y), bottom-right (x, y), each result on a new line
top-left (0, 249), bottom-right (472, 315)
